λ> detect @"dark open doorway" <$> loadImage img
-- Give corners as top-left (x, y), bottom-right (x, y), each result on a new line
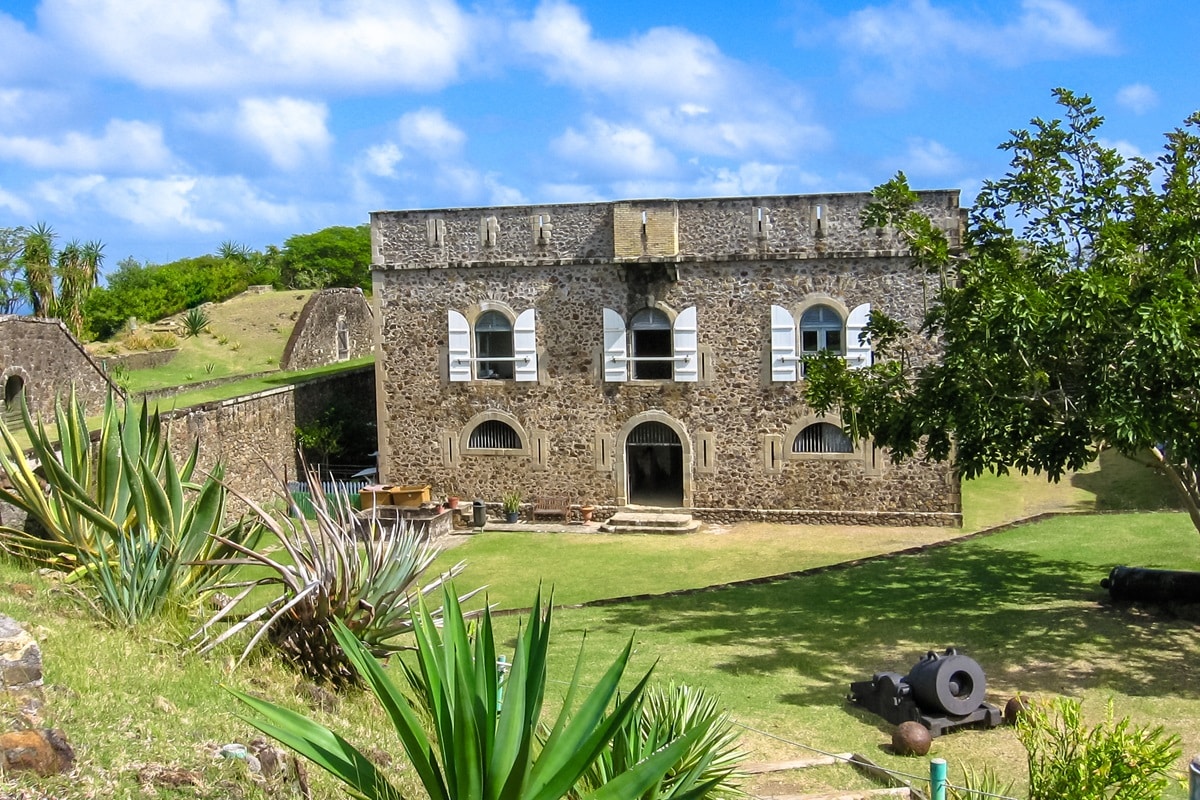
top-left (625, 421), bottom-right (683, 507)
top-left (2, 375), bottom-right (25, 426)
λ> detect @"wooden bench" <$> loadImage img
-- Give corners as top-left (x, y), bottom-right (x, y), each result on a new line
top-left (531, 495), bottom-right (572, 523)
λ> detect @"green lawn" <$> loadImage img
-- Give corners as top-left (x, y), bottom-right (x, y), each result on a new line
top-left (1, 452), bottom-right (1196, 798)
top-left (505, 511), bottom-right (1200, 798)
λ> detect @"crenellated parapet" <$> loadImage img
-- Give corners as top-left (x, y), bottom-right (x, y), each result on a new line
top-left (370, 190), bottom-right (962, 269)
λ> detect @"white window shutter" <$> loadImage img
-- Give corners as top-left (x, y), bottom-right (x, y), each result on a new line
top-left (448, 309), bottom-right (472, 382)
top-left (846, 302), bottom-right (872, 369)
top-left (513, 308), bottom-right (538, 382)
top-left (603, 308), bottom-right (628, 382)
top-left (770, 304), bottom-right (798, 382)
top-left (673, 305), bottom-right (698, 383)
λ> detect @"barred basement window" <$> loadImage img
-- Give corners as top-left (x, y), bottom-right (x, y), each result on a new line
top-left (792, 422), bottom-right (853, 454)
top-left (468, 420), bottom-right (521, 450)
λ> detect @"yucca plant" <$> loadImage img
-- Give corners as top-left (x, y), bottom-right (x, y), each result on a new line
top-left (0, 390), bottom-right (262, 624)
top-left (193, 463), bottom-right (472, 687)
top-left (576, 683), bottom-right (748, 799)
top-left (231, 585), bottom-right (719, 800)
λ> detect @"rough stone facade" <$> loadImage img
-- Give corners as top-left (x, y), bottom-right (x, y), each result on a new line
top-left (160, 366), bottom-right (376, 510)
top-left (0, 316), bottom-right (120, 422)
top-left (369, 193), bottom-right (964, 525)
top-left (281, 288), bottom-right (374, 371)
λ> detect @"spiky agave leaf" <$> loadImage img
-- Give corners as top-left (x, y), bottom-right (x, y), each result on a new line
top-left (193, 457), bottom-right (476, 687)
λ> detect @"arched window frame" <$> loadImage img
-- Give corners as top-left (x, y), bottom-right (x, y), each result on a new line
top-left (769, 298), bottom-right (872, 381)
top-left (448, 303), bottom-right (539, 382)
top-left (602, 304), bottom-right (698, 383)
top-left (461, 411), bottom-right (531, 456)
top-left (784, 415), bottom-right (863, 461)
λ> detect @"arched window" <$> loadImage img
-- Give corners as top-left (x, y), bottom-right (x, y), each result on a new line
top-left (475, 311), bottom-right (515, 380)
top-left (468, 420), bottom-right (522, 450)
top-left (335, 316), bottom-right (350, 361)
top-left (448, 308), bottom-right (538, 383)
top-left (793, 422), bottom-right (854, 454)
top-left (799, 305), bottom-right (843, 355)
top-left (630, 308), bottom-right (672, 380)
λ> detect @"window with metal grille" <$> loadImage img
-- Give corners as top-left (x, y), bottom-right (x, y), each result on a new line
top-left (792, 422), bottom-right (853, 454)
top-left (468, 420), bottom-right (521, 450)
top-left (630, 308), bottom-right (672, 380)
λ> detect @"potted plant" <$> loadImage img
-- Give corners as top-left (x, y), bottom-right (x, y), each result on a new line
top-left (501, 490), bottom-right (521, 523)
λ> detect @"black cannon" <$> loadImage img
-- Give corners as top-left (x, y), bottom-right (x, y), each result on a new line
top-left (1101, 565), bottom-right (1200, 605)
top-left (848, 648), bottom-right (1003, 736)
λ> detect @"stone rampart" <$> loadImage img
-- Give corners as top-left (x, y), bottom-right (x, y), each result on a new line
top-left (281, 288), bottom-right (375, 371)
top-left (0, 316), bottom-right (120, 419)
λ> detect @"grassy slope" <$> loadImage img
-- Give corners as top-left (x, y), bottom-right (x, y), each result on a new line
top-left (90, 290), bottom-right (316, 394)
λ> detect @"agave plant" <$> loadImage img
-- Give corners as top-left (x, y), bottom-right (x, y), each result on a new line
top-left (193, 463), bottom-right (472, 687)
top-left (231, 585), bottom-right (718, 800)
top-left (577, 683), bottom-right (748, 799)
top-left (182, 306), bottom-right (209, 337)
top-left (0, 390), bottom-right (261, 624)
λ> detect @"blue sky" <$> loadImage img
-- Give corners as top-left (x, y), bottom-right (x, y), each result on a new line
top-left (0, 0), bottom-right (1197, 269)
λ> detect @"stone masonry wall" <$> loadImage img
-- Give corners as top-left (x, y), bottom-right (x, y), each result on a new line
top-left (0, 316), bottom-right (120, 420)
top-left (370, 192), bottom-right (963, 525)
top-left (281, 288), bottom-right (375, 371)
top-left (161, 366), bottom-right (375, 509)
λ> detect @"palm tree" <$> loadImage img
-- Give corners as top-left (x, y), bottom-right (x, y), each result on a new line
top-left (21, 222), bottom-right (55, 317)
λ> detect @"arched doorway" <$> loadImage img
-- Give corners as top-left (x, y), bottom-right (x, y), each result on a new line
top-left (3, 375), bottom-right (25, 426)
top-left (625, 420), bottom-right (684, 507)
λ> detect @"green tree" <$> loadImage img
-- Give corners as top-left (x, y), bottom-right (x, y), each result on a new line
top-left (278, 224), bottom-right (371, 291)
top-left (20, 222), bottom-right (56, 317)
top-left (0, 226), bottom-right (28, 314)
top-left (803, 89), bottom-right (1200, 536)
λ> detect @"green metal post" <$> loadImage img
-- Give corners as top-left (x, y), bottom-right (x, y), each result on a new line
top-left (930, 757), bottom-right (947, 800)
top-left (496, 654), bottom-right (508, 714)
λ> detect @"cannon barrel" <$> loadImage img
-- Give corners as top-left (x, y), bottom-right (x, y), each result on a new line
top-left (905, 649), bottom-right (986, 717)
top-left (1101, 565), bottom-right (1200, 604)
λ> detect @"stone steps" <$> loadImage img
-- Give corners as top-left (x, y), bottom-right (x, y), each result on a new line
top-left (599, 510), bottom-right (701, 534)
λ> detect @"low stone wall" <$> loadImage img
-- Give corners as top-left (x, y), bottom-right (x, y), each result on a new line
top-left (97, 348), bottom-right (179, 371)
top-left (161, 366), bottom-right (376, 512)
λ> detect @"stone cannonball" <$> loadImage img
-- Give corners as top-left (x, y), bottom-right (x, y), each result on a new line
top-left (891, 721), bottom-right (932, 757)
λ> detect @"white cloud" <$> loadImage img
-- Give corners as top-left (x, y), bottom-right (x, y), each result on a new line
top-left (1116, 83), bottom-right (1158, 115)
top-left (0, 184), bottom-right (31, 217)
top-left (397, 109), bottom-right (467, 159)
top-left (552, 118), bottom-right (677, 176)
top-left (834, 0), bottom-right (1116, 107)
top-left (892, 138), bottom-right (963, 178)
top-left (235, 97), bottom-right (332, 171)
top-left (694, 162), bottom-right (788, 197)
top-left (513, 1), bottom-right (824, 160)
top-left (39, 0), bottom-right (476, 92)
top-left (0, 14), bottom-right (47, 81)
top-left (31, 173), bottom-right (297, 233)
top-left (362, 143), bottom-right (403, 179)
top-left (0, 120), bottom-right (173, 171)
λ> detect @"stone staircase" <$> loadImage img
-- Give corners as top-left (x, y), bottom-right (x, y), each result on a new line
top-left (599, 509), bottom-right (701, 534)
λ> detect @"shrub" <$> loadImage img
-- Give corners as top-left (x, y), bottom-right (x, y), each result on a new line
top-left (1015, 697), bottom-right (1180, 800)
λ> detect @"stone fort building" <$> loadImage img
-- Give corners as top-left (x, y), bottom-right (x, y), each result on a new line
top-left (369, 192), bottom-right (963, 526)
